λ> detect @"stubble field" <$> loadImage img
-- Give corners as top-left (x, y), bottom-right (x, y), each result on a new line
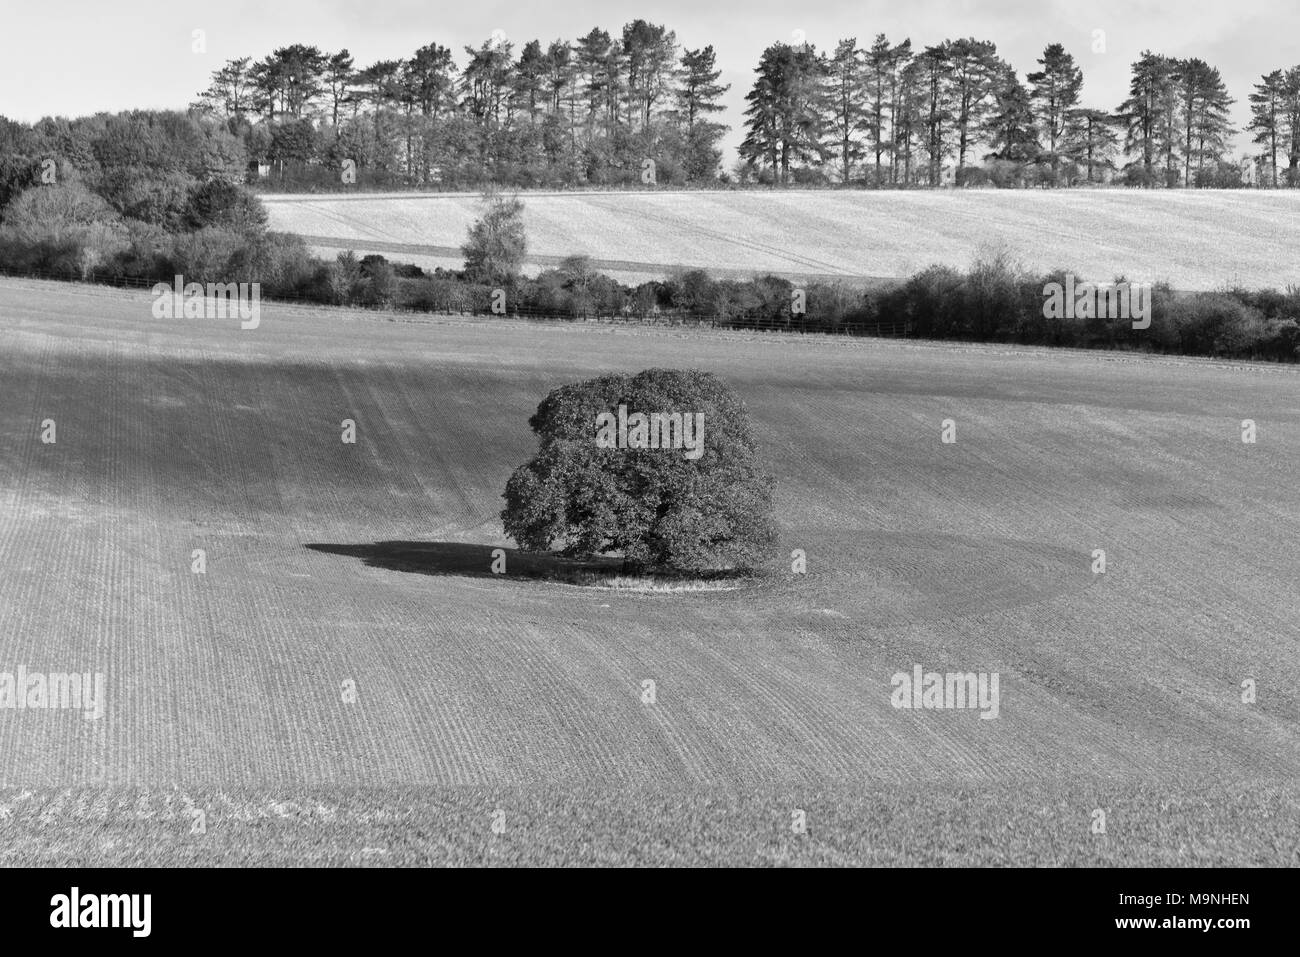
top-left (262, 188), bottom-right (1300, 290)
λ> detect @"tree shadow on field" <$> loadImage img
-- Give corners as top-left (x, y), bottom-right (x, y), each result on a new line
top-left (304, 541), bottom-right (625, 582)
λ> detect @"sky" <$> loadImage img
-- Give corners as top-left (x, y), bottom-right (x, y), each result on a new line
top-left (1, 0), bottom-right (1294, 163)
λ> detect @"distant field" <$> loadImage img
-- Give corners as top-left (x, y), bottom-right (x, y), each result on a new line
top-left (263, 188), bottom-right (1300, 290)
top-left (0, 278), bottom-right (1297, 865)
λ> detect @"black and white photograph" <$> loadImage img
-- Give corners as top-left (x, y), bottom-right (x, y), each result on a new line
top-left (0, 0), bottom-right (1293, 929)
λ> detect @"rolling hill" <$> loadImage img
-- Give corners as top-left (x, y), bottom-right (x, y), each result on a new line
top-left (0, 277), bottom-right (1296, 864)
top-left (263, 188), bottom-right (1300, 290)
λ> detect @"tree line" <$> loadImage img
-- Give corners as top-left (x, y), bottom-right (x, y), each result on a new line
top-left (186, 28), bottom-right (1300, 190)
top-left (741, 38), bottom-right (1300, 188)
top-left (192, 25), bottom-right (730, 189)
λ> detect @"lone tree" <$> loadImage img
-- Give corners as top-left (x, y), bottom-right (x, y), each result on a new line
top-left (461, 185), bottom-right (526, 284)
top-left (501, 369), bottom-right (777, 574)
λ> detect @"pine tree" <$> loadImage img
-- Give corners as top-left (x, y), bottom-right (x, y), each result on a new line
top-left (1175, 58), bottom-right (1234, 186)
top-left (914, 45), bottom-right (952, 186)
top-left (1282, 67), bottom-right (1300, 186)
top-left (575, 29), bottom-right (615, 148)
top-left (544, 41), bottom-right (577, 160)
top-left (944, 38), bottom-right (1004, 178)
top-left (460, 38), bottom-right (515, 166)
top-left (863, 36), bottom-right (913, 186)
top-left (356, 59), bottom-right (404, 168)
top-left (1027, 43), bottom-right (1083, 181)
top-left (1063, 108), bottom-right (1121, 183)
top-left (1249, 70), bottom-right (1286, 187)
top-left (621, 20), bottom-right (677, 135)
top-left (512, 41), bottom-right (548, 129)
top-left (985, 68), bottom-right (1040, 165)
top-left (200, 57), bottom-right (255, 123)
top-left (827, 38), bottom-right (867, 184)
top-left (740, 43), bottom-right (827, 185)
top-left (864, 35), bottom-right (893, 184)
top-left (675, 46), bottom-right (730, 182)
top-left (1118, 51), bottom-right (1177, 187)
top-left (324, 51), bottom-right (355, 129)
top-left (888, 40), bottom-right (916, 185)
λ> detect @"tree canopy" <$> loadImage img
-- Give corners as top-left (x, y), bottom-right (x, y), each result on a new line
top-left (502, 369), bottom-right (777, 573)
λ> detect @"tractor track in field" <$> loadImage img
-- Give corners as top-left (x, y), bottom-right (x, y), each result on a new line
top-left (576, 193), bottom-right (859, 276)
top-left (294, 233), bottom-right (874, 284)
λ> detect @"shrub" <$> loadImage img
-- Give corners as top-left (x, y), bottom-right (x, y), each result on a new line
top-left (358, 254), bottom-right (398, 307)
top-left (328, 250), bottom-right (365, 305)
top-left (92, 166), bottom-right (194, 228)
top-left (1260, 318), bottom-right (1300, 360)
top-left (399, 275), bottom-right (457, 312)
top-left (985, 159), bottom-right (1026, 189)
top-left (104, 219), bottom-right (169, 281)
top-left (886, 264), bottom-right (964, 338)
top-left (0, 232), bottom-right (78, 277)
top-left (801, 281), bottom-right (861, 330)
top-left (558, 254), bottom-right (596, 290)
top-left (501, 369), bottom-right (777, 573)
top-left (1162, 293), bottom-right (1267, 356)
top-left (790, 166), bottom-right (830, 186)
top-left (0, 156), bottom-right (42, 215)
top-left (1034, 268), bottom-right (1082, 345)
top-left (667, 268), bottom-right (717, 316)
top-left (956, 165), bottom-right (991, 188)
top-left (0, 181), bottom-right (127, 278)
top-left (1141, 281), bottom-right (1182, 351)
top-left (234, 231), bottom-right (317, 297)
top-left (184, 179), bottom-right (268, 234)
top-left (1, 181), bottom-right (120, 245)
top-left (962, 247), bottom-right (1030, 339)
top-left (161, 226), bottom-right (243, 284)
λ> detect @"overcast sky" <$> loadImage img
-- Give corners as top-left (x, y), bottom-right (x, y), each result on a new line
top-left (2, 0), bottom-right (1293, 162)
